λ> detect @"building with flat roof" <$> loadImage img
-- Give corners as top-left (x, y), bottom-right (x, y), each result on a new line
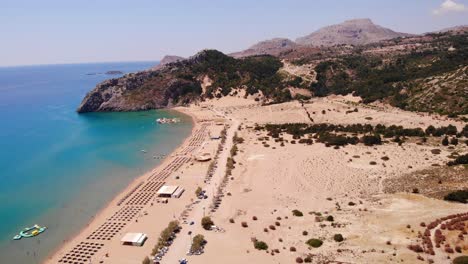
top-left (157, 185), bottom-right (185, 198)
top-left (121, 233), bottom-right (147, 246)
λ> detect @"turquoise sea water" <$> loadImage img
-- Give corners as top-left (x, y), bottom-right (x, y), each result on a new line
top-left (0, 62), bottom-right (192, 263)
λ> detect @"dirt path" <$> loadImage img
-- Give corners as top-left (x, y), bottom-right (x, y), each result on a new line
top-left (162, 108), bottom-right (240, 264)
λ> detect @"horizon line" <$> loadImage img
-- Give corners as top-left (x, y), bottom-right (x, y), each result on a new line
top-left (0, 59), bottom-right (161, 69)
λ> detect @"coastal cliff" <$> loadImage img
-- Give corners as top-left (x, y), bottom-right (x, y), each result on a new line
top-left (77, 50), bottom-right (287, 113)
top-left (77, 70), bottom-right (200, 113)
top-left (77, 53), bottom-right (205, 113)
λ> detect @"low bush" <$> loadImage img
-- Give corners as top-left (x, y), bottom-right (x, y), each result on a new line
top-left (201, 216), bottom-right (214, 230)
top-left (450, 137), bottom-right (459, 145)
top-left (448, 154), bottom-right (468, 166)
top-left (241, 222), bottom-right (248, 228)
top-left (306, 238), bottom-right (323, 248)
top-left (442, 136), bottom-right (449, 146)
top-left (326, 215), bottom-right (334, 221)
top-left (292, 209), bottom-right (303, 217)
top-left (195, 187), bottom-right (202, 197)
top-left (253, 240), bottom-right (268, 250)
top-left (361, 134), bottom-right (382, 146)
top-left (333, 234), bottom-right (344, 242)
top-left (142, 256), bottom-right (151, 264)
top-left (444, 190), bottom-right (468, 204)
top-left (453, 256), bottom-right (468, 264)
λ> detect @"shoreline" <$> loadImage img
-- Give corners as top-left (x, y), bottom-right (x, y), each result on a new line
top-left (42, 95), bottom-right (468, 264)
top-left (43, 108), bottom-right (198, 263)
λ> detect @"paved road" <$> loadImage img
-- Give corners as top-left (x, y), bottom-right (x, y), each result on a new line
top-left (162, 108), bottom-right (239, 264)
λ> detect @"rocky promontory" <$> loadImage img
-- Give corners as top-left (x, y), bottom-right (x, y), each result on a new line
top-left (76, 50), bottom-right (286, 113)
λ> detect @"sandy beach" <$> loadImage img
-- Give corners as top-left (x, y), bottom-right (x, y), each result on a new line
top-left (45, 93), bottom-right (467, 264)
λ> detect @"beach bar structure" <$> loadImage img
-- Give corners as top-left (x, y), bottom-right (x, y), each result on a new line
top-left (157, 185), bottom-right (185, 198)
top-left (120, 233), bottom-right (147, 246)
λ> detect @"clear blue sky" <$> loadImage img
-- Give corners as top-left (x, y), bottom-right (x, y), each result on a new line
top-left (1, 0), bottom-right (467, 66)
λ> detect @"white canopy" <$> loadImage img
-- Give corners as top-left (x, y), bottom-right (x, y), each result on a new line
top-left (121, 233), bottom-right (147, 246)
top-left (157, 185), bottom-right (179, 196)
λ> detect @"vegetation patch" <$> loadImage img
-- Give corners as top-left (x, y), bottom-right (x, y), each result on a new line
top-left (253, 240), bottom-right (269, 250)
top-left (306, 238), bottom-right (323, 248)
top-left (201, 216), bottom-right (214, 230)
top-left (333, 234), bottom-right (344, 242)
top-left (292, 209), bottom-right (304, 217)
top-left (444, 190), bottom-right (468, 204)
top-left (190, 234), bottom-right (206, 254)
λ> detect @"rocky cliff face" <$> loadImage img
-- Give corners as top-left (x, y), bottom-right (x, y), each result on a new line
top-left (296, 18), bottom-right (411, 46)
top-left (76, 50), bottom-right (286, 113)
top-left (77, 55), bottom-right (202, 113)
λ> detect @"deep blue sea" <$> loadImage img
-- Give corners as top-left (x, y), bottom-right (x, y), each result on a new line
top-left (0, 62), bottom-right (192, 263)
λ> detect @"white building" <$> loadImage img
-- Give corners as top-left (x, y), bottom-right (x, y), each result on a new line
top-left (120, 233), bottom-right (148, 247)
top-left (157, 185), bottom-right (185, 198)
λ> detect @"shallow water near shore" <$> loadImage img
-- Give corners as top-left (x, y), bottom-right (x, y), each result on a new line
top-left (0, 62), bottom-right (193, 263)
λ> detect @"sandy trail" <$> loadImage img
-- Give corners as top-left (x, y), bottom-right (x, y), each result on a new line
top-left (162, 109), bottom-right (240, 263)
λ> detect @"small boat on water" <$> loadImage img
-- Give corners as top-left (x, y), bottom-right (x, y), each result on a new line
top-left (156, 118), bottom-right (180, 124)
top-left (13, 224), bottom-right (47, 240)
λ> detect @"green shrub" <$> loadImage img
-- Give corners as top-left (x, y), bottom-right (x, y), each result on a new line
top-left (306, 238), bottom-right (323, 248)
top-left (142, 256), bottom-right (151, 264)
top-left (444, 190), bottom-right (468, 204)
top-left (190, 234), bottom-right (206, 253)
top-left (326, 215), bottom-right (334, 222)
top-left (195, 187), bottom-right (202, 197)
top-left (442, 136), bottom-right (449, 146)
top-left (448, 154), bottom-right (468, 166)
top-left (333, 234), bottom-right (344, 242)
top-left (292, 209), bottom-right (303, 217)
top-left (361, 134), bottom-right (382, 146)
top-left (254, 240), bottom-right (268, 250)
top-left (201, 216), bottom-right (214, 230)
top-left (453, 256), bottom-right (468, 264)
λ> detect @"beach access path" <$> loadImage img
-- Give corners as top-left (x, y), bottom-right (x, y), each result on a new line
top-left (162, 108), bottom-right (240, 263)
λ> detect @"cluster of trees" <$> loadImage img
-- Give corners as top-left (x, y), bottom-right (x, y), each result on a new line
top-left (151, 220), bottom-right (180, 256)
top-left (447, 154), bottom-right (468, 166)
top-left (261, 123), bottom-right (465, 140)
top-left (190, 234), bottom-right (206, 253)
top-left (187, 50), bottom-right (291, 102)
top-left (316, 132), bottom-right (359, 147)
top-left (309, 33), bottom-right (468, 112)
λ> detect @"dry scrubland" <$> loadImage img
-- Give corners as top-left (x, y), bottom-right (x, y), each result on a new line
top-left (183, 95), bottom-right (467, 264)
top-left (47, 94), bottom-right (467, 264)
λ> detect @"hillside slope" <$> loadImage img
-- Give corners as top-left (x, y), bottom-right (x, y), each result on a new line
top-left (230, 38), bottom-right (298, 58)
top-left (77, 50), bottom-right (290, 112)
top-left (296, 18), bottom-right (411, 46)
